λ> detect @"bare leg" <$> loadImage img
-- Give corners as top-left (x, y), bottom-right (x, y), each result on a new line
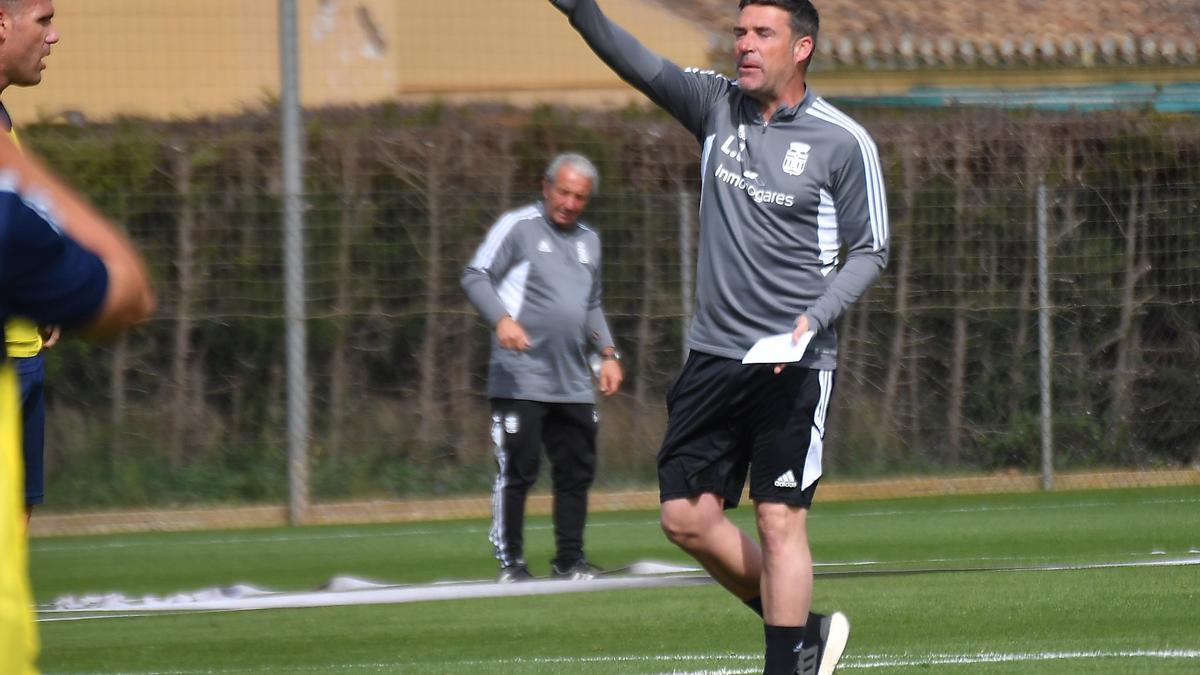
top-left (756, 502), bottom-right (811, 626)
top-left (24, 505), bottom-right (33, 530)
top-left (660, 494), bottom-right (762, 599)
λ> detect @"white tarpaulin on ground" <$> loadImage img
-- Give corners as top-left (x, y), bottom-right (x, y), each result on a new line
top-left (43, 560), bottom-right (709, 614)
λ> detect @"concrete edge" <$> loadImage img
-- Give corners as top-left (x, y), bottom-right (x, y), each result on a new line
top-left (28, 469), bottom-right (1200, 538)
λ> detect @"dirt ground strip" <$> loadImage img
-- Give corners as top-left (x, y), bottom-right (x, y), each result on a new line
top-left (28, 469), bottom-right (1199, 538)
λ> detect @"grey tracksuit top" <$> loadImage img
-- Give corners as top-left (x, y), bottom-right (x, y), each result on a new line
top-left (554, 0), bottom-right (889, 369)
top-left (462, 202), bottom-right (615, 403)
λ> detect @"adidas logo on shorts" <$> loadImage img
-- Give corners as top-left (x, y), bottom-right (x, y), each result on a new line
top-left (774, 470), bottom-right (798, 489)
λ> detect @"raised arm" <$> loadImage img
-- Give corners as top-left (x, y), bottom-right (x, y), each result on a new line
top-left (550, 0), bottom-right (728, 137)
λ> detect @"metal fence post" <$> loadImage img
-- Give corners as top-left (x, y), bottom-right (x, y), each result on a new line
top-left (1037, 179), bottom-right (1053, 490)
top-left (280, 0), bottom-right (310, 524)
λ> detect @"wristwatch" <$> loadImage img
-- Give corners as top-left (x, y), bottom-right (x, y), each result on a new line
top-left (601, 348), bottom-right (621, 362)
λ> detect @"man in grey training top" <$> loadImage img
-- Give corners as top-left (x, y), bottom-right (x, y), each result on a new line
top-left (551, 1), bottom-right (889, 673)
top-left (462, 153), bottom-right (624, 583)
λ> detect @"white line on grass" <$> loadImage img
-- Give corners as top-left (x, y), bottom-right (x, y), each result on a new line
top-left (49, 654), bottom-right (750, 675)
top-left (818, 554), bottom-right (1200, 573)
top-left (653, 649), bottom-right (1200, 674)
top-left (338, 648), bottom-right (1200, 671)
top-left (837, 649), bottom-right (1200, 669)
top-left (48, 649), bottom-right (1200, 674)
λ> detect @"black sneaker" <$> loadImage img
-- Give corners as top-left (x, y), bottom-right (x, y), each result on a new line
top-left (794, 611), bottom-right (850, 675)
top-left (497, 562), bottom-right (534, 583)
top-left (551, 559), bottom-right (602, 580)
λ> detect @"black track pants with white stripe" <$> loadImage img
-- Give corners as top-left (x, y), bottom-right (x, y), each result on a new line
top-left (488, 398), bottom-right (597, 568)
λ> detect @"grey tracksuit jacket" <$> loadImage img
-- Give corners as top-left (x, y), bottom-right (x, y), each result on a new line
top-left (554, 0), bottom-right (889, 370)
top-left (462, 202), bottom-right (615, 403)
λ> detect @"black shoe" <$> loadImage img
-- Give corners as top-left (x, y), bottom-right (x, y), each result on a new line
top-left (497, 562), bottom-right (534, 583)
top-left (551, 559), bottom-right (602, 580)
top-left (794, 611), bottom-right (850, 675)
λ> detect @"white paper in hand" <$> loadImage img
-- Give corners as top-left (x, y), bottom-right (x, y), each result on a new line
top-left (741, 331), bottom-right (815, 365)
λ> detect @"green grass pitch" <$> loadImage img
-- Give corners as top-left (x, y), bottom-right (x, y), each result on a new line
top-left (30, 486), bottom-right (1200, 673)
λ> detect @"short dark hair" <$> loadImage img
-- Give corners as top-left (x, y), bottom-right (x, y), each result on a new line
top-left (0, 0), bottom-right (30, 17)
top-left (738, 0), bottom-right (820, 45)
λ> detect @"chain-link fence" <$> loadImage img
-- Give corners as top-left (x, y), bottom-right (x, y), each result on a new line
top-left (10, 2), bottom-right (1198, 520)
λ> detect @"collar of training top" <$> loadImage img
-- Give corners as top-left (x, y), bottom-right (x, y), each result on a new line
top-left (736, 86), bottom-right (816, 125)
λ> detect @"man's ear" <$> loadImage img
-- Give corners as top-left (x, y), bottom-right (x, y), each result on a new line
top-left (793, 35), bottom-right (814, 65)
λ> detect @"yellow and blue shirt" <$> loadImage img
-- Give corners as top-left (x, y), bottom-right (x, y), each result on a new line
top-left (1, 104), bottom-right (43, 359)
top-left (0, 131), bottom-right (109, 674)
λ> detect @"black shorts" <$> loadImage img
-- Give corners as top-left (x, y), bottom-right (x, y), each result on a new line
top-left (657, 351), bottom-right (835, 509)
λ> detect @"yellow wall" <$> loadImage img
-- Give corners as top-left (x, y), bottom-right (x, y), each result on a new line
top-left (3, 0), bottom-right (713, 123)
top-left (394, 0), bottom-right (713, 105)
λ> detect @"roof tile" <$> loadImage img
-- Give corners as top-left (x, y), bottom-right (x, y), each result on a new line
top-left (656, 0), bottom-right (1200, 68)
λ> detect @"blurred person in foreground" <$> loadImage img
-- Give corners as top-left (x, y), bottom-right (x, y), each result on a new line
top-left (551, 1), bottom-right (889, 673)
top-left (0, 129), bottom-right (155, 672)
top-left (462, 153), bottom-right (623, 582)
top-left (0, 0), bottom-right (61, 525)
